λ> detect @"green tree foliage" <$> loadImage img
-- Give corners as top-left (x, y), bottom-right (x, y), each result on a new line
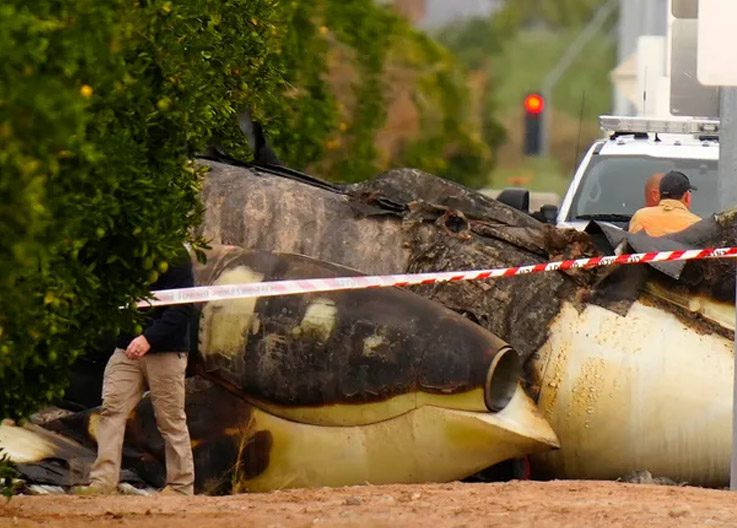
top-left (0, 0), bottom-right (286, 418)
top-left (0, 448), bottom-right (17, 498)
top-left (258, 1), bottom-right (491, 185)
top-left (390, 29), bottom-right (493, 187)
top-left (436, 17), bottom-right (510, 171)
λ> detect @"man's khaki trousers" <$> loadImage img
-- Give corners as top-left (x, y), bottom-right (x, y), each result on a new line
top-left (89, 349), bottom-right (195, 494)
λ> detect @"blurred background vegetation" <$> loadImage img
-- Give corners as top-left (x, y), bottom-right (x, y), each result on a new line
top-left (263, 0), bottom-right (616, 194)
top-left (427, 0), bottom-right (616, 195)
top-left (256, 1), bottom-right (496, 187)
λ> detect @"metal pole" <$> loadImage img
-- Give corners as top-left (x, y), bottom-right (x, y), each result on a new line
top-left (719, 89), bottom-right (737, 210)
top-left (723, 87), bottom-right (737, 490)
top-left (540, 0), bottom-right (618, 155)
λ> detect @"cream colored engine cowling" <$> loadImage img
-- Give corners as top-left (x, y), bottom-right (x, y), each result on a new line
top-left (530, 300), bottom-right (733, 487)
top-left (233, 384), bottom-right (559, 492)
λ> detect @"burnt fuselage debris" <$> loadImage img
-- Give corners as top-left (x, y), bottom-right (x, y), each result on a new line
top-left (6, 159), bottom-right (737, 491)
top-left (198, 159), bottom-right (737, 486)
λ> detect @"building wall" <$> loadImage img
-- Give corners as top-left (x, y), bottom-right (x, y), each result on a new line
top-left (614, 0), bottom-right (668, 114)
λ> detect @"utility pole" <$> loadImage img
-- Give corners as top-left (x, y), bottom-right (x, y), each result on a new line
top-left (721, 87), bottom-right (737, 490)
top-left (719, 90), bottom-right (737, 211)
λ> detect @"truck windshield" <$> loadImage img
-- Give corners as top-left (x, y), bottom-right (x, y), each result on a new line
top-left (567, 155), bottom-right (718, 221)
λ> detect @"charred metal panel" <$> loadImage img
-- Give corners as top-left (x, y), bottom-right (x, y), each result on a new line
top-left (192, 248), bottom-right (511, 407)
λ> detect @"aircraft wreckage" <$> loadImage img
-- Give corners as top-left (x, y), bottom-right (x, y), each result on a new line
top-left (2, 158), bottom-right (736, 492)
top-left (1, 244), bottom-right (558, 493)
top-left (195, 159), bottom-right (737, 488)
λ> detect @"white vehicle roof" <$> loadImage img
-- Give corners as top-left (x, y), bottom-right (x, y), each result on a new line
top-left (557, 117), bottom-right (719, 230)
top-left (594, 133), bottom-right (719, 160)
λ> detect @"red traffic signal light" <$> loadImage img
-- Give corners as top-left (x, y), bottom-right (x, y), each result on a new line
top-left (523, 93), bottom-right (544, 115)
top-left (523, 92), bottom-right (544, 156)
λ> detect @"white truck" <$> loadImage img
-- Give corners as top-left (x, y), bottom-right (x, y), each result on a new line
top-left (553, 115), bottom-right (719, 230)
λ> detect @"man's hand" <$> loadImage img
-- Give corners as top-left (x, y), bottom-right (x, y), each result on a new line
top-left (126, 334), bottom-right (151, 360)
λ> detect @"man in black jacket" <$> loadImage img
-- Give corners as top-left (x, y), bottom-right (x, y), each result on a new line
top-left (78, 248), bottom-right (195, 495)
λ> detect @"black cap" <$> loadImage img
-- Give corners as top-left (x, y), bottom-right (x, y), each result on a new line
top-left (659, 170), bottom-right (698, 198)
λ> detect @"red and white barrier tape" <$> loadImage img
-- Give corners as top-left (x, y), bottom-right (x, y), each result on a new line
top-left (138, 246), bottom-right (737, 308)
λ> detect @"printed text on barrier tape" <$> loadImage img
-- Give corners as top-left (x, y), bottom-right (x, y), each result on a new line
top-left (137, 246), bottom-right (737, 308)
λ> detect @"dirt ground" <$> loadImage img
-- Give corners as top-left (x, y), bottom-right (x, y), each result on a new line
top-left (3, 479), bottom-right (737, 528)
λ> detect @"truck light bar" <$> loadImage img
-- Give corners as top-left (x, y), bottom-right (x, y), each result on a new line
top-left (599, 115), bottom-right (720, 136)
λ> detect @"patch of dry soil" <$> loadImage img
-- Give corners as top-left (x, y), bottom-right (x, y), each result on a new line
top-left (2, 480), bottom-right (737, 528)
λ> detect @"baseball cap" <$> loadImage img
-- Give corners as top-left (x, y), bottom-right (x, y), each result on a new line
top-left (659, 170), bottom-right (698, 198)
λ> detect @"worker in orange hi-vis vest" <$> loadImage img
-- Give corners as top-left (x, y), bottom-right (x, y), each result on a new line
top-left (629, 170), bottom-right (701, 237)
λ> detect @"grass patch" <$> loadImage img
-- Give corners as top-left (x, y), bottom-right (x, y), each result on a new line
top-left (491, 156), bottom-right (571, 196)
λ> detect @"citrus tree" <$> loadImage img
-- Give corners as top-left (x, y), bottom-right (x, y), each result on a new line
top-left (0, 0), bottom-right (286, 418)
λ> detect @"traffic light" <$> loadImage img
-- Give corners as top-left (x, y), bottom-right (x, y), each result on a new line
top-left (523, 92), bottom-right (544, 156)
